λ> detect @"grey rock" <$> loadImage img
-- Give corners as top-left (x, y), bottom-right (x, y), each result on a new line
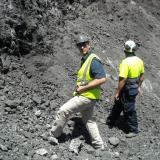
top-left (48, 136), bottom-right (59, 145)
top-left (108, 137), bottom-right (120, 146)
top-left (33, 154), bottom-right (49, 160)
top-left (5, 99), bottom-right (21, 108)
top-left (0, 155), bottom-right (3, 160)
top-left (32, 96), bottom-right (42, 104)
top-left (106, 33), bottom-right (111, 37)
top-left (69, 138), bottom-right (82, 154)
top-left (41, 132), bottom-right (49, 141)
top-left (101, 151), bottom-right (112, 160)
top-left (67, 120), bottom-right (75, 127)
top-left (0, 79), bottom-right (5, 87)
top-left (35, 110), bottom-right (41, 117)
top-left (50, 154), bottom-right (59, 160)
top-left (93, 149), bottom-right (103, 157)
top-left (108, 14), bottom-right (114, 21)
top-left (99, 118), bottom-right (106, 124)
top-left (0, 144), bottom-right (8, 152)
top-left (40, 100), bottom-right (50, 109)
top-left (43, 100), bottom-right (50, 107)
top-left (25, 71), bottom-right (32, 79)
top-left (36, 148), bottom-right (48, 156)
top-left (85, 145), bottom-right (95, 154)
top-left (46, 124), bottom-right (51, 129)
top-left (113, 152), bottom-right (120, 158)
top-left (0, 95), bottom-right (5, 101)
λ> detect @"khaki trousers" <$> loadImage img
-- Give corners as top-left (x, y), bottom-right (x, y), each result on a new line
top-left (51, 96), bottom-right (103, 148)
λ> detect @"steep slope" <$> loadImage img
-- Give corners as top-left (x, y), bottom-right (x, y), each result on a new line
top-left (0, 0), bottom-right (160, 160)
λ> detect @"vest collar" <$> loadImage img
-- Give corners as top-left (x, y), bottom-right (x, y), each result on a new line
top-left (81, 52), bottom-right (92, 66)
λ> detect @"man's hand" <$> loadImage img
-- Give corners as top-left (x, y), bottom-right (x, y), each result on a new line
top-left (75, 78), bottom-right (107, 95)
top-left (114, 92), bottom-right (119, 101)
top-left (76, 85), bottom-right (87, 94)
top-left (138, 86), bottom-right (143, 96)
top-left (114, 77), bottom-right (126, 101)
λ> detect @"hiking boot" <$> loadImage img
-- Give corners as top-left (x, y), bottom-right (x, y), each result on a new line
top-left (94, 144), bottom-right (105, 151)
top-left (106, 118), bottom-right (116, 129)
top-left (125, 132), bottom-right (138, 138)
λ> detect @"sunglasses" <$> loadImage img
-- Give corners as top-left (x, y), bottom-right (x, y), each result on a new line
top-left (77, 42), bottom-right (88, 48)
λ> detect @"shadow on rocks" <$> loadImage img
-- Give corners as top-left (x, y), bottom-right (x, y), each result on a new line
top-left (71, 117), bottom-right (91, 144)
top-left (57, 117), bottom-right (91, 144)
top-left (106, 115), bottom-right (129, 134)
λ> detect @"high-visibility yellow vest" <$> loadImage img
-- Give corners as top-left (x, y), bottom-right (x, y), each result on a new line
top-left (74, 53), bottom-right (102, 99)
top-left (119, 56), bottom-right (144, 78)
top-left (119, 56), bottom-right (145, 95)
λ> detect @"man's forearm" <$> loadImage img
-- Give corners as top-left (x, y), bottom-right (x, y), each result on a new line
top-left (139, 74), bottom-right (144, 87)
top-left (76, 77), bottom-right (107, 94)
top-left (115, 78), bottom-right (126, 95)
top-left (84, 78), bottom-right (107, 90)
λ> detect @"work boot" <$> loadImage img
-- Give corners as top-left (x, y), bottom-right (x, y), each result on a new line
top-left (94, 144), bottom-right (105, 151)
top-left (106, 118), bottom-right (115, 129)
top-left (125, 132), bottom-right (138, 138)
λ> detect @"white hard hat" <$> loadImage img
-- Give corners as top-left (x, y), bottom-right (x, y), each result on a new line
top-left (124, 40), bottom-right (136, 53)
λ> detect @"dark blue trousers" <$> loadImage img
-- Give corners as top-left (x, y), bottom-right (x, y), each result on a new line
top-left (108, 91), bottom-right (138, 133)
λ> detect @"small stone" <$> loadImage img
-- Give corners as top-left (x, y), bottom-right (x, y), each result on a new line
top-left (46, 124), bottom-right (51, 129)
top-left (67, 120), bottom-right (75, 127)
top-left (32, 96), bottom-right (41, 104)
top-left (36, 148), bottom-right (48, 156)
top-left (106, 33), bottom-right (110, 37)
top-left (5, 99), bottom-right (21, 108)
top-left (0, 144), bottom-right (8, 151)
top-left (69, 138), bottom-right (82, 154)
top-left (41, 132), bottom-right (49, 141)
top-left (40, 100), bottom-right (50, 110)
top-left (99, 118), bottom-right (106, 124)
top-left (50, 154), bottom-right (59, 160)
top-left (108, 14), bottom-right (114, 21)
top-left (86, 146), bottom-right (95, 154)
top-left (48, 136), bottom-right (59, 145)
top-left (113, 151), bottom-right (120, 158)
top-left (25, 71), bottom-right (32, 79)
top-left (3, 87), bottom-right (9, 93)
top-left (0, 96), bottom-right (5, 101)
top-left (108, 137), bottom-right (119, 146)
top-left (101, 151), bottom-right (112, 160)
top-left (35, 110), bottom-right (41, 117)
top-left (0, 155), bottom-right (3, 160)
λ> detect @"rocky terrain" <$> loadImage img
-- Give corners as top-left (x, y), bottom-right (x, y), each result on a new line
top-left (0, 0), bottom-right (160, 160)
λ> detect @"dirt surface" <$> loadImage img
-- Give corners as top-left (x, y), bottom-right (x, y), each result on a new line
top-left (0, 0), bottom-right (160, 160)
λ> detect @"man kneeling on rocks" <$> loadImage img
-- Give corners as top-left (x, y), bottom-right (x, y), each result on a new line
top-left (50, 35), bottom-right (107, 149)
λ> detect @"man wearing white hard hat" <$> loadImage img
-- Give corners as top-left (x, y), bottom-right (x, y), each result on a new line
top-left (107, 40), bottom-right (145, 138)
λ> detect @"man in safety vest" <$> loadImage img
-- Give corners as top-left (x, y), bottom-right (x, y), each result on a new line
top-left (50, 35), bottom-right (107, 149)
top-left (107, 40), bottom-right (144, 138)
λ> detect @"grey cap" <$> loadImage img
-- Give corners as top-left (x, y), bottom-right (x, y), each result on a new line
top-left (76, 35), bottom-right (89, 44)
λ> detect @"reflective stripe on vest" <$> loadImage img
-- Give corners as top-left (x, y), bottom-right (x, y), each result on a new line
top-left (75, 53), bottom-right (101, 99)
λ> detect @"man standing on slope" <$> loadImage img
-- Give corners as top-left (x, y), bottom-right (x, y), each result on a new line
top-left (50, 35), bottom-right (107, 149)
top-left (107, 40), bottom-right (144, 138)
